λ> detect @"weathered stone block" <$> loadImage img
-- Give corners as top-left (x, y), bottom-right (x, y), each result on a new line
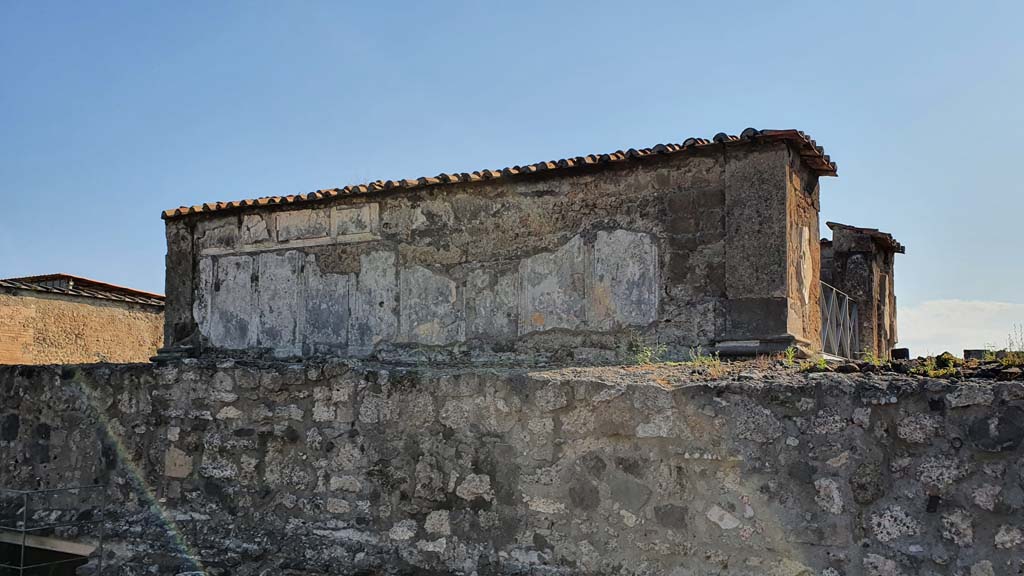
top-left (398, 266), bottom-right (464, 345)
top-left (465, 268), bottom-right (518, 342)
top-left (348, 250), bottom-right (397, 355)
top-left (256, 251), bottom-right (304, 355)
top-left (519, 235), bottom-right (586, 334)
top-left (303, 257), bottom-right (352, 352)
top-left (276, 208), bottom-right (330, 242)
top-left (207, 256), bottom-right (257, 349)
top-left (333, 203), bottom-right (380, 242)
top-left (589, 230), bottom-right (658, 329)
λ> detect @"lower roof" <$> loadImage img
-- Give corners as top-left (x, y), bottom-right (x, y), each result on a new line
top-left (0, 274), bottom-right (165, 307)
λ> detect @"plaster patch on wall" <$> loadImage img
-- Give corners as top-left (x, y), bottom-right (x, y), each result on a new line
top-left (797, 225), bottom-right (812, 305)
top-left (208, 256), bottom-right (257, 349)
top-left (195, 229), bottom-right (658, 355)
top-left (303, 256), bottom-right (352, 353)
top-left (256, 251), bottom-right (304, 356)
top-left (193, 257), bottom-right (214, 335)
top-left (349, 251), bottom-right (398, 355)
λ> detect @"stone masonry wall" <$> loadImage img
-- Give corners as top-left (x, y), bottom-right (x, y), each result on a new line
top-left (0, 291), bottom-right (163, 365)
top-left (2, 362), bottom-right (1023, 575)
top-left (164, 142), bottom-right (819, 361)
top-left (786, 155), bottom-right (822, 350)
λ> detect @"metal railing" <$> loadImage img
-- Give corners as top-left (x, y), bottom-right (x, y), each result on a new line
top-left (821, 281), bottom-right (858, 360)
top-left (0, 485), bottom-right (104, 575)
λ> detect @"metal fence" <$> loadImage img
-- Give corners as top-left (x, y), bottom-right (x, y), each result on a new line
top-left (821, 281), bottom-right (859, 360)
top-left (0, 485), bottom-right (104, 575)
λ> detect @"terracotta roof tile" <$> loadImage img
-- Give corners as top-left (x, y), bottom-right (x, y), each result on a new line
top-left (162, 128), bottom-right (837, 220)
top-left (0, 273), bottom-right (165, 306)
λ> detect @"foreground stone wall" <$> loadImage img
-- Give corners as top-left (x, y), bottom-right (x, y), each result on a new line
top-left (2, 362), bottom-right (1023, 575)
top-left (0, 292), bottom-right (163, 365)
top-left (164, 141), bottom-right (824, 361)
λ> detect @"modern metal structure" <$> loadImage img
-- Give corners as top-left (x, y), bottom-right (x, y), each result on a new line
top-left (0, 485), bottom-right (104, 575)
top-left (821, 281), bottom-right (859, 360)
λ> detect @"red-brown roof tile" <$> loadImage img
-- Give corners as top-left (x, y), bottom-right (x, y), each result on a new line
top-left (0, 273), bottom-right (165, 306)
top-left (162, 128), bottom-right (837, 220)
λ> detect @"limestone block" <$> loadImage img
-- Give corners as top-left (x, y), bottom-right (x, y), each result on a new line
top-left (207, 256), bottom-right (257, 349)
top-left (240, 214), bottom-right (271, 245)
top-left (195, 218), bottom-right (239, 253)
top-left (164, 446), bottom-right (193, 478)
top-left (276, 208), bottom-right (329, 242)
top-left (465, 268), bottom-right (518, 342)
top-left (589, 230), bottom-right (658, 329)
top-left (256, 251), bottom-right (304, 355)
top-left (304, 256), bottom-right (352, 350)
top-left (519, 235), bottom-right (586, 333)
top-left (333, 204), bottom-right (380, 242)
top-left (193, 257), bottom-right (213, 336)
top-left (348, 251), bottom-right (398, 355)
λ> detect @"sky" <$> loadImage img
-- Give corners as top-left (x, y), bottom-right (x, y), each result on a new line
top-left (1, 1), bottom-right (1022, 356)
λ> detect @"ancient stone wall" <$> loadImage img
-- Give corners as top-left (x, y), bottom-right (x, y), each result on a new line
top-left (786, 156), bottom-right (822, 351)
top-left (0, 291), bottom-right (163, 365)
top-left (164, 142), bottom-right (822, 361)
top-left (826, 225), bottom-right (902, 359)
top-left (2, 362), bottom-right (1022, 575)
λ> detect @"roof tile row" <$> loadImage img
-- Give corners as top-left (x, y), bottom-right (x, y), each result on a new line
top-left (163, 128), bottom-right (836, 220)
top-left (0, 274), bottom-right (165, 307)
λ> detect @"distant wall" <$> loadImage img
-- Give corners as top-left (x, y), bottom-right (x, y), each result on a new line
top-left (2, 362), bottom-right (1022, 575)
top-left (0, 291), bottom-right (163, 364)
top-left (164, 142), bottom-right (823, 361)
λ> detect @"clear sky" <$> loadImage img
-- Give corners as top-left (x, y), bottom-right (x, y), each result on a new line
top-left (2, 1), bottom-right (1022, 355)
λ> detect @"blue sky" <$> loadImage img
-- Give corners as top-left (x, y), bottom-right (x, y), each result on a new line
top-left (2, 1), bottom-right (1022, 354)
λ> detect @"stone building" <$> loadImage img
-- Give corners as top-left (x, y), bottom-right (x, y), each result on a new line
top-left (160, 128), bottom-right (846, 361)
top-left (0, 273), bottom-right (164, 364)
top-left (820, 222), bottom-right (904, 359)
